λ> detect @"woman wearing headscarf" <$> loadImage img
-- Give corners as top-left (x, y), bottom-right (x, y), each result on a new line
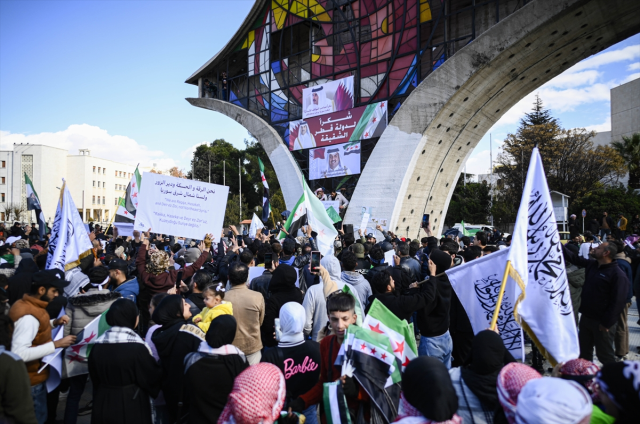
top-left (151, 295), bottom-right (205, 423)
top-left (448, 330), bottom-right (516, 424)
top-left (496, 363), bottom-right (541, 424)
top-left (515, 378), bottom-right (593, 424)
top-left (218, 363), bottom-right (287, 424)
top-left (136, 234), bottom-right (212, 335)
top-left (593, 360), bottom-right (640, 424)
top-left (183, 315), bottom-right (248, 424)
top-left (261, 265), bottom-right (303, 348)
top-left (88, 299), bottom-right (162, 424)
top-left (262, 302), bottom-right (321, 424)
top-left (394, 356), bottom-right (462, 424)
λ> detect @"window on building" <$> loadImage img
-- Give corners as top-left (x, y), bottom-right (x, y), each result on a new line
top-left (115, 198), bottom-right (118, 205)
top-left (98, 167), bottom-right (101, 173)
top-left (1, 193), bottom-right (4, 203)
top-left (1, 161), bottom-right (5, 168)
top-left (115, 170), bottom-right (118, 177)
top-left (93, 166), bottom-right (96, 173)
top-left (102, 196), bottom-right (105, 205)
top-left (93, 181), bottom-right (95, 187)
top-left (0, 213), bottom-right (4, 221)
top-left (92, 196), bottom-right (96, 204)
top-left (1, 177), bottom-right (4, 184)
top-left (103, 168), bottom-right (106, 175)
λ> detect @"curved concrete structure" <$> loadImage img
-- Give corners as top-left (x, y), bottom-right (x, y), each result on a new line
top-left (345, 0), bottom-right (640, 237)
top-left (186, 98), bottom-right (304, 209)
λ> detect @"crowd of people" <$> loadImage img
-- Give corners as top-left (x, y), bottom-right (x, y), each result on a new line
top-left (0, 212), bottom-right (639, 424)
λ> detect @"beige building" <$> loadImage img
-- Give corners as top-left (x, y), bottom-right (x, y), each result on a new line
top-left (0, 145), bottom-right (140, 225)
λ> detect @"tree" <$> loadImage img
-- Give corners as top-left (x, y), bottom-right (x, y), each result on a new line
top-left (444, 174), bottom-right (491, 227)
top-left (611, 132), bottom-right (640, 189)
top-left (168, 166), bottom-right (187, 178)
top-left (494, 97), bottom-right (626, 222)
top-left (570, 185), bottom-right (640, 221)
top-left (149, 169), bottom-right (162, 174)
top-left (224, 194), bottom-right (249, 228)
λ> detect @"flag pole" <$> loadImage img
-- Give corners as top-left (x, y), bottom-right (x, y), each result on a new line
top-left (104, 209), bottom-right (117, 235)
top-left (490, 260), bottom-right (511, 331)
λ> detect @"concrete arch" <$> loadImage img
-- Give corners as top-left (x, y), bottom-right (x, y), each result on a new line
top-left (186, 98), bottom-right (304, 210)
top-left (345, 0), bottom-right (640, 237)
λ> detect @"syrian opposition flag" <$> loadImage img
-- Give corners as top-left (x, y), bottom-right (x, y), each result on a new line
top-left (63, 309), bottom-right (111, 378)
top-left (326, 206), bottom-right (342, 224)
top-left (340, 326), bottom-right (401, 422)
top-left (362, 299), bottom-right (418, 370)
top-left (24, 173), bottom-right (47, 240)
top-left (446, 248), bottom-right (524, 359)
top-left (46, 181), bottom-right (93, 272)
top-left (278, 179), bottom-right (338, 256)
top-left (342, 142), bottom-right (360, 156)
top-left (115, 197), bottom-right (134, 223)
top-left (350, 101), bottom-right (387, 141)
top-left (323, 381), bottom-right (352, 424)
top-left (508, 147), bottom-right (579, 365)
top-left (125, 166), bottom-right (142, 215)
top-left (258, 158), bottom-right (271, 222)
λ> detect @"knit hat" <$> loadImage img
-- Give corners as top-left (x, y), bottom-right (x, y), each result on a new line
top-left (218, 363), bottom-right (286, 424)
top-left (351, 243), bottom-right (365, 259)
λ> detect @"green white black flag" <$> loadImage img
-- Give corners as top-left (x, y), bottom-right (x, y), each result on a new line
top-left (24, 173), bottom-right (47, 240)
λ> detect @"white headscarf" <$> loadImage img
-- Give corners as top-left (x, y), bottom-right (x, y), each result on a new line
top-left (515, 378), bottom-right (592, 424)
top-left (278, 302), bottom-right (306, 346)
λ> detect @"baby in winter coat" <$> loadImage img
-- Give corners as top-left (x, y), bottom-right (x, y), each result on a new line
top-left (193, 283), bottom-right (233, 332)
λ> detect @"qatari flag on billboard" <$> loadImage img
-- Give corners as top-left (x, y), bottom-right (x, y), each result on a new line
top-left (289, 101), bottom-right (388, 151)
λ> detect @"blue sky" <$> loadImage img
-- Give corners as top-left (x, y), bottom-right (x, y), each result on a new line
top-left (1, 1), bottom-right (638, 174)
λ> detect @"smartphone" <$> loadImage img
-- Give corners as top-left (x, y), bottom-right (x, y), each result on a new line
top-left (150, 243), bottom-right (157, 250)
top-left (264, 253), bottom-right (273, 269)
top-left (310, 251), bottom-right (321, 272)
top-left (274, 318), bottom-right (282, 342)
top-left (176, 271), bottom-right (184, 290)
top-left (421, 214), bottom-right (430, 229)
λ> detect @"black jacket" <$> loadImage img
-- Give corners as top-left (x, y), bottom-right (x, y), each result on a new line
top-left (365, 264), bottom-right (389, 286)
top-left (562, 245), bottom-right (629, 328)
top-left (416, 274), bottom-right (453, 338)
top-left (399, 256), bottom-right (422, 283)
top-left (365, 283), bottom-right (436, 322)
top-left (355, 257), bottom-right (372, 276)
top-left (249, 270), bottom-right (273, 300)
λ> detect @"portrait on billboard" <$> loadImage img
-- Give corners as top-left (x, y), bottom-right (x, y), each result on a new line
top-left (302, 76), bottom-right (354, 119)
top-left (309, 142), bottom-right (361, 181)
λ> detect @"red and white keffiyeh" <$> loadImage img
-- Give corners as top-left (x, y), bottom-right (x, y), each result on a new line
top-left (218, 363), bottom-right (286, 424)
top-left (560, 358), bottom-right (600, 395)
top-left (497, 363), bottom-right (542, 424)
top-left (393, 394), bottom-right (463, 424)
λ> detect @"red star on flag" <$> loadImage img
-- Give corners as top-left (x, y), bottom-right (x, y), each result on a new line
top-left (124, 211), bottom-right (128, 215)
top-left (369, 323), bottom-right (384, 334)
top-left (132, 183), bottom-right (136, 188)
top-left (360, 343), bottom-right (366, 351)
top-left (364, 132), bottom-right (369, 137)
top-left (402, 357), bottom-right (411, 367)
top-left (371, 348), bottom-right (377, 355)
top-left (380, 103), bottom-right (385, 108)
top-left (67, 354), bottom-right (83, 364)
top-left (132, 193), bottom-right (138, 198)
top-left (381, 353), bottom-right (387, 360)
top-left (393, 341), bottom-right (405, 356)
top-left (372, 117), bottom-right (377, 123)
top-left (319, 228), bottom-right (326, 237)
top-left (84, 332), bottom-right (96, 343)
top-left (70, 344), bottom-right (83, 354)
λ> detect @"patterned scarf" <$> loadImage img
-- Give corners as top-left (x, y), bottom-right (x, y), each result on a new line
top-left (560, 358), bottom-right (600, 397)
top-left (496, 363), bottom-right (542, 424)
top-left (393, 394), bottom-right (463, 424)
top-left (93, 326), bottom-right (152, 355)
top-left (146, 250), bottom-right (170, 275)
top-left (218, 363), bottom-right (286, 424)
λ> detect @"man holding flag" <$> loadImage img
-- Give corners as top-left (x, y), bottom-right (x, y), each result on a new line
top-left (8, 269), bottom-right (76, 424)
top-left (25, 173), bottom-right (47, 240)
top-left (258, 158), bottom-right (271, 222)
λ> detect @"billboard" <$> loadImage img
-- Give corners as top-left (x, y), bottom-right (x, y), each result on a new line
top-left (289, 101), bottom-right (388, 151)
top-left (309, 142), bottom-right (361, 181)
top-left (302, 76), bottom-right (354, 119)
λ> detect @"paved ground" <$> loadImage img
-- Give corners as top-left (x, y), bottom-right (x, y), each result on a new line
top-left (53, 301), bottom-right (640, 423)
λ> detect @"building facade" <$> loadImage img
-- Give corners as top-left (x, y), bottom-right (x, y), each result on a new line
top-left (0, 145), bottom-right (138, 225)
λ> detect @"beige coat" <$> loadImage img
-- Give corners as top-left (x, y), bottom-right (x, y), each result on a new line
top-left (225, 283), bottom-right (265, 355)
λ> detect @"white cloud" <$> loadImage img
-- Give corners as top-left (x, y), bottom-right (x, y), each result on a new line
top-left (465, 147), bottom-right (503, 177)
top-left (569, 45), bottom-right (640, 72)
top-left (584, 116), bottom-right (611, 132)
top-left (0, 124), bottom-right (176, 170)
top-left (544, 70), bottom-right (602, 89)
top-left (180, 142), bottom-right (209, 161)
top-left (621, 72), bottom-right (640, 84)
top-left (629, 62), bottom-right (640, 71)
